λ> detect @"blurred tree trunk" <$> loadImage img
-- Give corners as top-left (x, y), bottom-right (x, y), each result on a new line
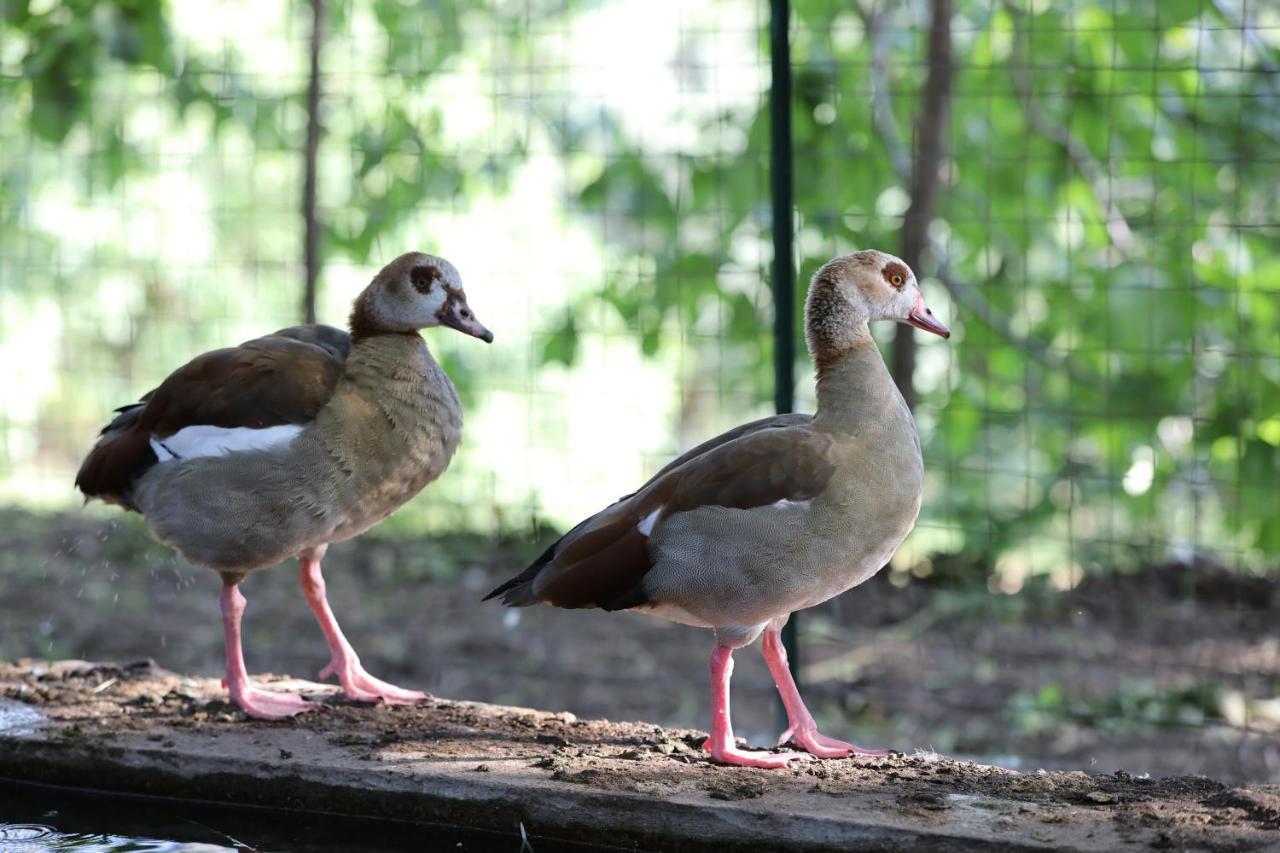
top-left (891, 0), bottom-right (953, 409)
top-left (302, 0), bottom-right (324, 325)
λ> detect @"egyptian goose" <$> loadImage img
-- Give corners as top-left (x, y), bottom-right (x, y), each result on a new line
top-left (76, 252), bottom-right (492, 720)
top-left (487, 250), bottom-right (949, 767)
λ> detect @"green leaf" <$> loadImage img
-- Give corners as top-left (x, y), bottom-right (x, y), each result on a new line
top-left (541, 313), bottom-right (578, 367)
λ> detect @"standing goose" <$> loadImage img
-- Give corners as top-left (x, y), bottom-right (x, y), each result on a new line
top-left (487, 250), bottom-right (949, 767)
top-left (76, 252), bottom-right (492, 720)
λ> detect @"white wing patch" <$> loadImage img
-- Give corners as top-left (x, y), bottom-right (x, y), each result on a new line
top-left (637, 507), bottom-right (662, 537)
top-left (150, 424), bottom-right (303, 462)
top-left (771, 498), bottom-right (811, 510)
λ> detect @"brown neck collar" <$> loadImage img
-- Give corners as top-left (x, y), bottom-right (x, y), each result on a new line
top-left (812, 334), bottom-right (875, 382)
top-left (347, 292), bottom-right (420, 343)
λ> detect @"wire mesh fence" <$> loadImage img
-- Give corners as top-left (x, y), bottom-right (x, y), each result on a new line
top-left (1, 0), bottom-right (1276, 782)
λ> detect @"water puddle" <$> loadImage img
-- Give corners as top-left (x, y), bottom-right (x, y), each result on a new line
top-left (0, 821), bottom-right (230, 851)
top-left (0, 701), bottom-right (45, 736)
top-left (0, 780), bottom-right (601, 852)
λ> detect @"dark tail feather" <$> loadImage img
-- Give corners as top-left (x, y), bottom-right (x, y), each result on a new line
top-left (485, 493), bottom-right (656, 609)
top-left (75, 409), bottom-right (156, 511)
top-left (484, 515), bottom-right (653, 611)
top-left (483, 538), bottom-right (561, 604)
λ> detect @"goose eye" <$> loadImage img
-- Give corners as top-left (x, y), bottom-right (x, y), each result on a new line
top-left (890, 274), bottom-right (904, 287)
top-left (410, 264), bottom-right (440, 295)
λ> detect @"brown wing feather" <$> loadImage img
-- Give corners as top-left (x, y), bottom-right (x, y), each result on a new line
top-left (72, 405), bottom-right (152, 510)
top-left (536, 516), bottom-right (652, 608)
top-left (485, 414), bottom-right (814, 606)
top-left (633, 412), bottom-right (812, 491)
top-left (669, 428), bottom-right (836, 513)
top-left (486, 424), bottom-right (836, 610)
top-left (75, 325), bottom-right (349, 507)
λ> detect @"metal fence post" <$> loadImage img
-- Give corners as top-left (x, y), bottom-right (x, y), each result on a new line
top-left (769, 0), bottom-right (799, 694)
top-left (302, 0), bottom-right (324, 325)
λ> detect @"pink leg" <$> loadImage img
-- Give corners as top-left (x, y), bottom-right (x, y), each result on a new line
top-left (220, 583), bottom-right (316, 720)
top-left (704, 645), bottom-right (801, 768)
top-left (762, 628), bottom-right (888, 758)
top-left (299, 555), bottom-right (426, 705)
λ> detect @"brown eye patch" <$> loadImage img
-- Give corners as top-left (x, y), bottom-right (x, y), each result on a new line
top-left (410, 264), bottom-right (441, 295)
top-left (882, 261), bottom-right (909, 289)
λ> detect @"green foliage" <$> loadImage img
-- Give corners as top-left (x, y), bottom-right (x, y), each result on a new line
top-left (542, 310), bottom-right (578, 366)
top-left (0, 0), bottom-right (1275, 569)
top-left (542, 0), bottom-right (1280, 572)
top-left (1011, 679), bottom-right (1226, 734)
top-left (0, 0), bottom-right (507, 510)
top-left (9, 0), bottom-right (173, 142)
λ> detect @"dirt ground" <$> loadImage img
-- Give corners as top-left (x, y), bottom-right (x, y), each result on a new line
top-left (3, 659), bottom-right (1279, 852)
top-left (1, 507), bottom-right (1277, 785)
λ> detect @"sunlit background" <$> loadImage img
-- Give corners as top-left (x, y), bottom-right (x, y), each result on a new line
top-left (2, 0), bottom-right (1277, 781)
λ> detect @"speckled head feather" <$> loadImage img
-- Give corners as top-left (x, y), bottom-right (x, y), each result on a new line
top-left (349, 252), bottom-right (492, 343)
top-left (805, 250), bottom-right (920, 376)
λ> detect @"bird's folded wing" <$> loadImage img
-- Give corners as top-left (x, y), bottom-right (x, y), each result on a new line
top-left (75, 325), bottom-right (350, 503)
top-left (490, 424), bottom-right (837, 610)
top-left (144, 325), bottom-right (350, 435)
top-left (629, 411), bottom-right (813, 494)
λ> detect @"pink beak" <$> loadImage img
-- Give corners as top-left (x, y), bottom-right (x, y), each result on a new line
top-left (906, 292), bottom-right (951, 339)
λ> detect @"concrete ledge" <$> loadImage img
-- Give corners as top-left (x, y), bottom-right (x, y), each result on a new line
top-left (1, 660), bottom-right (1276, 851)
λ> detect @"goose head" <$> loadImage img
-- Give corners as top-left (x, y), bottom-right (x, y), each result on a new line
top-left (350, 252), bottom-right (493, 343)
top-left (805, 250), bottom-right (949, 364)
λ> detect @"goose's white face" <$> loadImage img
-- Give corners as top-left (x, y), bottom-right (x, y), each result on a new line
top-left (840, 251), bottom-right (950, 338)
top-left (364, 252), bottom-right (493, 342)
top-left (397, 256), bottom-right (459, 328)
